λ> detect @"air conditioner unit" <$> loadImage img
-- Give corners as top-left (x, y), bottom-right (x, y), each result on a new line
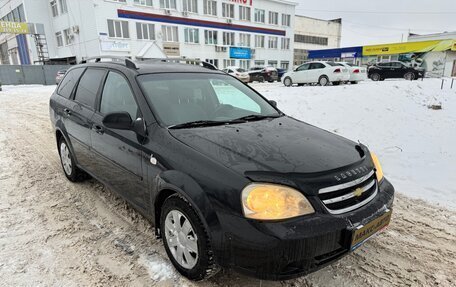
top-left (182, 11), bottom-right (189, 17)
top-left (226, 19), bottom-right (233, 24)
top-left (164, 9), bottom-right (171, 15)
top-left (72, 25), bottom-right (80, 34)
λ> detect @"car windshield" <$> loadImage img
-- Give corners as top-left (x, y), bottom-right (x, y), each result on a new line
top-left (137, 73), bottom-right (280, 127)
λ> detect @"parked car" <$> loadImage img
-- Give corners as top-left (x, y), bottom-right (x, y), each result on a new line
top-left (222, 66), bottom-right (250, 83)
top-left (336, 62), bottom-right (368, 84)
top-left (276, 68), bottom-right (287, 81)
top-left (248, 66), bottom-right (278, 82)
top-left (368, 61), bottom-right (425, 81)
top-left (55, 69), bottom-right (67, 85)
top-left (50, 57), bottom-right (394, 281)
top-left (282, 61), bottom-right (350, 87)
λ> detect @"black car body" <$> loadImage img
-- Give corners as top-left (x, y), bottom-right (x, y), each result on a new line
top-left (276, 68), bottom-right (287, 81)
top-left (50, 57), bottom-right (394, 281)
top-left (248, 66), bottom-right (278, 82)
top-left (368, 61), bottom-right (425, 81)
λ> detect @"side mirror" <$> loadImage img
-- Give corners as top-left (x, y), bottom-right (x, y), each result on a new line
top-left (103, 112), bottom-right (132, 130)
top-left (269, 100), bottom-right (277, 108)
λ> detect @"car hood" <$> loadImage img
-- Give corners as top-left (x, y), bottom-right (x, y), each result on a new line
top-left (168, 116), bottom-right (363, 175)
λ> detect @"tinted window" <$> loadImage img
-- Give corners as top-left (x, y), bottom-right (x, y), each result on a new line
top-left (74, 69), bottom-right (105, 108)
top-left (378, 63), bottom-right (391, 67)
top-left (310, 63), bottom-right (325, 69)
top-left (57, 68), bottom-right (85, 99)
top-left (296, 63), bottom-right (309, 71)
top-left (391, 62), bottom-right (404, 68)
top-left (100, 71), bottom-right (138, 120)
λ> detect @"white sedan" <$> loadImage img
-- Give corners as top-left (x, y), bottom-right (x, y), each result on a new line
top-left (336, 62), bottom-right (367, 84)
top-left (282, 61), bottom-right (350, 87)
top-left (222, 66), bottom-right (250, 83)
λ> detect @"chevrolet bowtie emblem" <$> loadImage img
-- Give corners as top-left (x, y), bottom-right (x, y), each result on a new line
top-left (353, 187), bottom-right (364, 197)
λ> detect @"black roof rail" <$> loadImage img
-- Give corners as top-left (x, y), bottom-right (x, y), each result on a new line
top-left (140, 58), bottom-right (218, 71)
top-left (80, 56), bottom-right (138, 70)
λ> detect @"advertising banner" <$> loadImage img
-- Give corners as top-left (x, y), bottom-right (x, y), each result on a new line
top-left (362, 40), bottom-right (453, 56)
top-left (0, 21), bottom-right (29, 34)
top-left (229, 47), bottom-right (251, 59)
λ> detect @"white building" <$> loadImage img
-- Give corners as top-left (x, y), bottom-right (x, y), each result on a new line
top-left (293, 15), bottom-right (342, 66)
top-left (0, 0), bottom-right (297, 70)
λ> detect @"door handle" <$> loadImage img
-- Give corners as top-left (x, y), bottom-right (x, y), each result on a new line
top-left (93, 125), bottom-right (104, 134)
top-left (63, 108), bottom-right (72, 116)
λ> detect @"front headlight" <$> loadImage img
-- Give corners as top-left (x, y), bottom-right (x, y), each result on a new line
top-left (241, 183), bottom-right (314, 220)
top-left (370, 152), bottom-right (384, 181)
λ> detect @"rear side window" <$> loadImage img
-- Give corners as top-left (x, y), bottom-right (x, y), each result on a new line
top-left (100, 71), bottom-right (138, 120)
top-left (57, 68), bottom-right (84, 99)
top-left (74, 69), bottom-right (106, 109)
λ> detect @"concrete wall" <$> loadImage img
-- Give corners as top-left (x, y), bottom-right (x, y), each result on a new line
top-left (0, 64), bottom-right (70, 85)
top-left (294, 15), bottom-right (342, 50)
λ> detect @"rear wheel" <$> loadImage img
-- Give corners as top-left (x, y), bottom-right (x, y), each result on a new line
top-left (258, 76), bottom-right (265, 83)
top-left (161, 195), bottom-right (219, 281)
top-left (404, 72), bottom-right (415, 81)
top-left (58, 137), bottom-right (87, 182)
top-left (318, 76), bottom-right (329, 86)
top-left (283, 77), bottom-right (293, 87)
top-left (371, 73), bottom-right (381, 81)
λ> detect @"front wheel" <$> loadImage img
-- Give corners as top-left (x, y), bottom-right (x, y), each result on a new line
top-left (371, 73), bottom-right (381, 81)
top-left (404, 72), bottom-right (415, 81)
top-left (161, 195), bottom-right (219, 281)
top-left (283, 77), bottom-right (293, 87)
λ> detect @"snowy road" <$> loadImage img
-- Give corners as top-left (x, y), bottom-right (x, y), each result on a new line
top-left (0, 80), bottom-right (455, 286)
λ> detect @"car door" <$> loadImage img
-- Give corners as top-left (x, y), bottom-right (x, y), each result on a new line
top-left (392, 62), bottom-right (406, 78)
top-left (309, 63), bottom-right (326, 83)
top-left (90, 70), bottom-right (148, 211)
top-left (293, 63), bottom-right (310, 83)
top-left (65, 68), bottom-right (106, 170)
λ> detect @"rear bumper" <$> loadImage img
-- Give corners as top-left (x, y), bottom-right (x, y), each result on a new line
top-left (213, 179), bottom-right (395, 280)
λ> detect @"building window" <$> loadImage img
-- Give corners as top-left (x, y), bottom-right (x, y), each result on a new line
top-left (222, 3), bottom-right (234, 18)
top-left (111, 0), bottom-right (127, 2)
top-left (280, 61), bottom-right (289, 70)
top-left (204, 30), bottom-right (217, 45)
top-left (183, 0), bottom-right (197, 13)
top-left (50, 0), bottom-right (58, 17)
top-left (160, 0), bottom-right (176, 9)
top-left (136, 22), bottom-right (155, 40)
top-left (254, 60), bottom-right (265, 66)
top-left (134, 0), bottom-right (153, 6)
top-left (203, 0), bottom-right (217, 16)
top-left (268, 60), bottom-right (277, 67)
top-left (63, 28), bottom-right (74, 45)
top-left (223, 59), bottom-right (236, 68)
top-left (268, 11), bottom-right (278, 25)
top-left (223, 32), bottom-right (235, 46)
top-left (56, 32), bottom-right (63, 47)
top-left (281, 37), bottom-right (290, 49)
top-left (268, 36), bottom-right (278, 49)
top-left (59, 0), bottom-right (68, 14)
top-left (239, 6), bottom-right (251, 21)
top-left (239, 59), bottom-right (250, 70)
top-left (294, 34), bottom-right (328, 46)
top-left (255, 35), bottom-right (264, 48)
top-left (162, 25), bottom-right (178, 42)
top-left (254, 9), bottom-right (265, 23)
top-left (107, 19), bottom-right (130, 38)
top-left (184, 28), bottom-right (199, 43)
top-left (239, 33), bottom-right (250, 47)
top-left (282, 14), bottom-right (291, 26)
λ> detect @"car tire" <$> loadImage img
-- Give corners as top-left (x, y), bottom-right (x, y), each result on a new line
top-left (371, 73), bottom-right (381, 81)
top-left (404, 72), bottom-right (415, 81)
top-left (318, 76), bottom-right (329, 86)
top-left (283, 77), bottom-right (293, 87)
top-left (58, 137), bottom-right (88, 182)
top-left (258, 76), bottom-right (265, 83)
top-left (161, 195), bottom-right (219, 281)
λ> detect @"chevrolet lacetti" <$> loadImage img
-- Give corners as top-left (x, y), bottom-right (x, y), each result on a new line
top-left (50, 57), bottom-right (394, 281)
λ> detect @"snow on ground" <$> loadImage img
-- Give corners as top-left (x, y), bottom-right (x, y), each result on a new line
top-left (252, 78), bottom-right (456, 210)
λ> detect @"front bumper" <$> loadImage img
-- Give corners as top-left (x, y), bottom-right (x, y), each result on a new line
top-left (214, 179), bottom-right (395, 280)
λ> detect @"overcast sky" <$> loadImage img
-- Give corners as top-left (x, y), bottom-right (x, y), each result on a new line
top-left (294, 0), bottom-right (456, 47)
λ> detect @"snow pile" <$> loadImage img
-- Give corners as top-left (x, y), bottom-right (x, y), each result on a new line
top-left (138, 253), bottom-right (176, 282)
top-left (253, 79), bottom-right (456, 210)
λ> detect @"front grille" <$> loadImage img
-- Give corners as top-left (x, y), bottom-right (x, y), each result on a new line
top-left (318, 170), bottom-right (377, 214)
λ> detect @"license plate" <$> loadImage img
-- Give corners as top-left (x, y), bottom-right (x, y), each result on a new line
top-left (351, 210), bottom-right (392, 250)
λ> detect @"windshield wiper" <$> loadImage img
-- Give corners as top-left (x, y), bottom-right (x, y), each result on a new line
top-left (229, 114), bottom-right (281, 123)
top-left (168, 120), bottom-right (227, 129)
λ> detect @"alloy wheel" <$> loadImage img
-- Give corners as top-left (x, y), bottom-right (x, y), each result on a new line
top-left (60, 142), bottom-right (72, 175)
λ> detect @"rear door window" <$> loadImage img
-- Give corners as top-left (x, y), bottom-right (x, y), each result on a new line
top-left (310, 63), bottom-right (325, 70)
top-left (74, 69), bottom-right (106, 109)
top-left (57, 68), bottom-right (85, 99)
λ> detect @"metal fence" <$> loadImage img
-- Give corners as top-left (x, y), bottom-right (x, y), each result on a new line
top-left (0, 65), bottom-right (71, 85)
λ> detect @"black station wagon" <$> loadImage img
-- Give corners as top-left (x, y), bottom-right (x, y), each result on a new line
top-left (50, 57), bottom-right (395, 281)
